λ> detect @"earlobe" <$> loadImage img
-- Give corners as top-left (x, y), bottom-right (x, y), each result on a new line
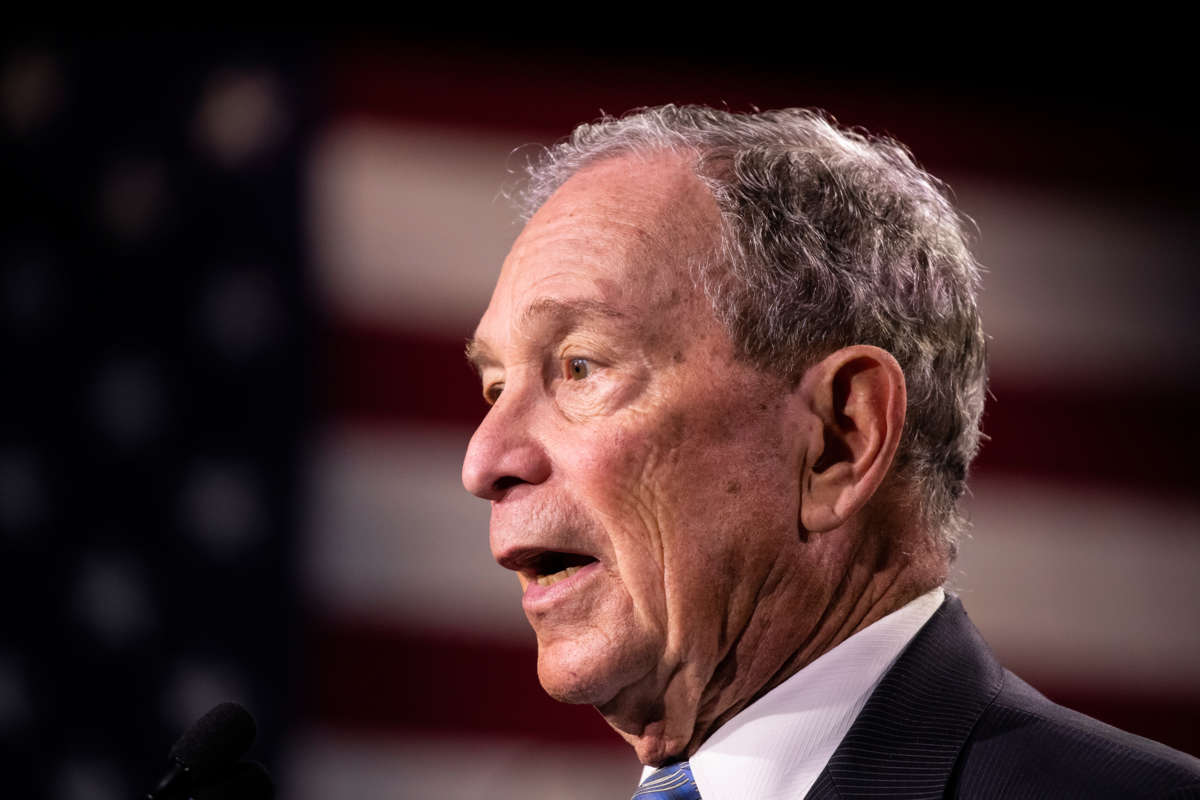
top-left (799, 346), bottom-right (906, 533)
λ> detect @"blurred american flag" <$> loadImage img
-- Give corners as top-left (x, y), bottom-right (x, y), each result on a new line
top-left (3, 36), bottom-right (1197, 799)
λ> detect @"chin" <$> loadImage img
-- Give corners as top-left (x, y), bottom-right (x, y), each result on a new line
top-left (536, 647), bottom-right (618, 705)
top-left (534, 634), bottom-right (657, 707)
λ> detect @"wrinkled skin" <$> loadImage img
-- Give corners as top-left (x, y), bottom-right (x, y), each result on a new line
top-left (463, 152), bottom-right (936, 765)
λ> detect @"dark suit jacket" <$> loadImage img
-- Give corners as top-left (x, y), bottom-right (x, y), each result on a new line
top-left (805, 595), bottom-right (1200, 799)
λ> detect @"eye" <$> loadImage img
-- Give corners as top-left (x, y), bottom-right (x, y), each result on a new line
top-left (483, 383), bottom-right (503, 405)
top-left (566, 357), bottom-right (591, 380)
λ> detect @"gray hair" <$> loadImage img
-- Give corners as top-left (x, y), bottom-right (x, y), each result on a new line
top-left (515, 105), bottom-right (987, 558)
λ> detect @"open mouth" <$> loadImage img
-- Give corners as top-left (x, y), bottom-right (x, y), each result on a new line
top-left (527, 551), bottom-right (598, 587)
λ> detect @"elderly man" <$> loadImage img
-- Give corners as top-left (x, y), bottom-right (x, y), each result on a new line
top-left (461, 106), bottom-right (1200, 799)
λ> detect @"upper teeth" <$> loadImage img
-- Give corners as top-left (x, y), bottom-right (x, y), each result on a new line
top-left (537, 565), bottom-right (583, 587)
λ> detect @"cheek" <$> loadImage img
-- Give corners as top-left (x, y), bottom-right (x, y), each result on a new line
top-left (649, 394), bottom-right (800, 578)
top-left (563, 425), bottom-right (677, 616)
top-left (567, 394), bottom-right (786, 551)
top-left (564, 414), bottom-right (671, 517)
top-left (553, 378), bottom-right (799, 619)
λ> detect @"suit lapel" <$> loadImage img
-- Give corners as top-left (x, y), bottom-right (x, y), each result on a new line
top-left (804, 595), bottom-right (1004, 800)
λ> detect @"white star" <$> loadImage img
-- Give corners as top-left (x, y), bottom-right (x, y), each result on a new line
top-left (73, 552), bottom-right (154, 648)
top-left (96, 158), bottom-right (169, 243)
top-left (0, 652), bottom-right (31, 734)
top-left (197, 267), bottom-right (281, 360)
top-left (0, 47), bottom-right (63, 136)
top-left (0, 448), bottom-right (45, 537)
top-left (180, 460), bottom-right (265, 557)
top-left (89, 356), bottom-right (166, 448)
top-left (193, 68), bottom-right (287, 168)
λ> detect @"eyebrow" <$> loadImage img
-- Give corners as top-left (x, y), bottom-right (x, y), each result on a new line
top-left (464, 338), bottom-right (497, 375)
top-left (464, 297), bottom-right (631, 374)
top-left (521, 297), bottom-right (630, 327)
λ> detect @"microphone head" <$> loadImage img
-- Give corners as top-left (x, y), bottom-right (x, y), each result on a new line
top-left (168, 702), bottom-right (257, 775)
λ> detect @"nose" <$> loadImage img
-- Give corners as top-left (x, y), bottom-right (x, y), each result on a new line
top-left (462, 394), bottom-right (552, 501)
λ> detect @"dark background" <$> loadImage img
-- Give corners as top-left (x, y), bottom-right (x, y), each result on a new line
top-left (2, 32), bottom-right (1195, 799)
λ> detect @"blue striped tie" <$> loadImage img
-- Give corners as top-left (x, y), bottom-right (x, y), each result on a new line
top-left (632, 761), bottom-right (701, 799)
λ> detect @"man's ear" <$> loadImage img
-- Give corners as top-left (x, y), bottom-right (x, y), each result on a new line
top-left (799, 345), bottom-right (906, 533)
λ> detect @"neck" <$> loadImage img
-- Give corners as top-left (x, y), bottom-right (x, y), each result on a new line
top-left (606, 519), bottom-right (946, 766)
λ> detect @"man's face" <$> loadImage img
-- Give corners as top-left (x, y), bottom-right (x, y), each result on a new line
top-left (463, 154), bottom-right (807, 744)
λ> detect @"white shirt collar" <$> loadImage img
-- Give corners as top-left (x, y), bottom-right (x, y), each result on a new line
top-left (640, 587), bottom-right (945, 800)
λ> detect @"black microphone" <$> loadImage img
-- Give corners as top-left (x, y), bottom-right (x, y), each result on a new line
top-left (147, 702), bottom-right (264, 799)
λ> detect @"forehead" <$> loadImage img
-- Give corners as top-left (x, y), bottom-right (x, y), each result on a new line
top-left (475, 152), bottom-right (720, 345)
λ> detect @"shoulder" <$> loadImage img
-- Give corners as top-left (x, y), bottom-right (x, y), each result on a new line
top-left (953, 669), bottom-right (1200, 799)
top-left (813, 595), bottom-right (1200, 799)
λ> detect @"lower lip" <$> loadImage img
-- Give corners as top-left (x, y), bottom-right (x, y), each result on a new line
top-left (522, 561), bottom-right (602, 610)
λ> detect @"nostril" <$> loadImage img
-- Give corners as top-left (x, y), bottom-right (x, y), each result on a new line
top-left (493, 475), bottom-right (524, 493)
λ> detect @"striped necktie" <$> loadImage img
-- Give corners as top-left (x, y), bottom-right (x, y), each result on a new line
top-left (632, 761), bottom-right (701, 799)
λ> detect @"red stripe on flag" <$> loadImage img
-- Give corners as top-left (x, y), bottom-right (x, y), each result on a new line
top-left (321, 319), bottom-right (486, 429)
top-left (973, 377), bottom-right (1200, 497)
top-left (302, 616), bottom-right (1200, 757)
top-left (302, 616), bottom-right (621, 746)
top-left (1024, 679), bottom-right (1200, 759)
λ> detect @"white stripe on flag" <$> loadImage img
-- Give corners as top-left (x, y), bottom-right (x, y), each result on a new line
top-left (308, 122), bottom-right (522, 333)
top-left (302, 425), bottom-right (523, 634)
top-left (956, 477), bottom-right (1200, 690)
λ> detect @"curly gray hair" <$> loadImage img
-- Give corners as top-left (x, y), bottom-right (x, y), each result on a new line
top-left (515, 105), bottom-right (987, 558)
